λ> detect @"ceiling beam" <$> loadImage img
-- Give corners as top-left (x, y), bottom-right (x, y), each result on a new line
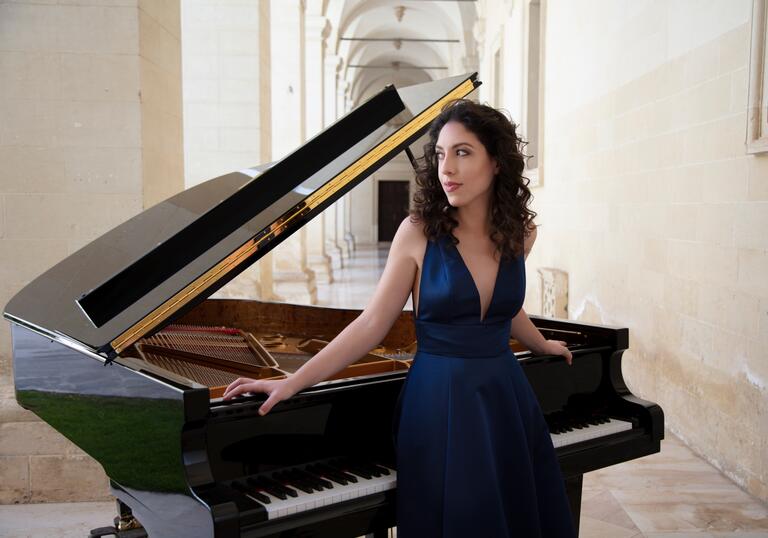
top-left (348, 62), bottom-right (448, 70)
top-left (340, 37), bottom-right (460, 43)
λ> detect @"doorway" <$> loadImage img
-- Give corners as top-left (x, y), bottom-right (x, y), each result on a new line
top-left (378, 180), bottom-right (410, 242)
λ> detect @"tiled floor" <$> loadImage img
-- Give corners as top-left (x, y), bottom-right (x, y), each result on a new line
top-left (578, 432), bottom-right (768, 536)
top-left (315, 244), bottom-right (400, 310)
top-left (2, 245), bottom-right (766, 538)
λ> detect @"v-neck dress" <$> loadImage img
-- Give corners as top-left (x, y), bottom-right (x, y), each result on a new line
top-left (393, 235), bottom-right (576, 537)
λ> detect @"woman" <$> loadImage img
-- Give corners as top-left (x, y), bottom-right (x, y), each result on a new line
top-left (224, 99), bottom-right (577, 537)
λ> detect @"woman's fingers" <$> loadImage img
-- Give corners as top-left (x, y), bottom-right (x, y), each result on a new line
top-left (223, 377), bottom-right (251, 396)
top-left (223, 378), bottom-right (262, 400)
top-left (222, 378), bottom-right (296, 414)
top-left (259, 392), bottom-right (281, 416)
top-left (552, 340), bottom-right (572, 365)
top-left (562, 346), bottom-right (573, 365)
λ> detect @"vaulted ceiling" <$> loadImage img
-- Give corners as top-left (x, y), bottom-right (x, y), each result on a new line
top-left (326, 0), bottom-right (478, 106)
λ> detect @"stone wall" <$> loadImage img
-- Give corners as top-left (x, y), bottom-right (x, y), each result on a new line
top-left (522, 0), bottom-right (767, 502)
top-left (182, 0), bottom-right (271, 188)
top-left (0, 0), bottom-right (184, 503)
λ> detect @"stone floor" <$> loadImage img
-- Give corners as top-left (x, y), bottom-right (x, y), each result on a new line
top-left (1, 245), bottom-right (766, 537)
top-left (315, 243), bottom-right (398, 310)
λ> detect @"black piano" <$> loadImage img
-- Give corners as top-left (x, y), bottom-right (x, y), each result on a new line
top-left (4, 72), bottom-right (663, 538)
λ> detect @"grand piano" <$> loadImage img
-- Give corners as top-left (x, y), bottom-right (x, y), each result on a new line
top-left (4, 73), bottom-right (663, 538)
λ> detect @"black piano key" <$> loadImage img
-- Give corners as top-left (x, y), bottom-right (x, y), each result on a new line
top-left (251, 491), bottom-right (272, 504)
top-left (246, 479), bottom-right (280, 501)
top-left (291, 469), bottom-right (324, 491)
top-left (272, 471), bottom-right (315, 493)
top-left (239, 479), bottom-right (272, 504)
top-left (263, 475), bottom-right (298, 498)
top-left (371, 463), bottom-right (390, 476)
top-left (309, 464), bottom-right (349, 486)
top-left (321, 473), bottom-right (349, 486)
top-left (327, 462), bottom-right (358, 483)
top-left (272, 471), bottom-right (314, 497)
top-left (295, 468), bottom-right (333, 490)
top-left (343, 461), bottom-right (372, 480)
top-left (285, 469), bottom-right (322, 493)
top-left (270, 472), bottom-right (301, 496)
top-left (254, 477), bottom-right (287, 500)
top-left (356, 461), bottom-right (382, 477)
top-left (303, 469), bottom-right (334, 490)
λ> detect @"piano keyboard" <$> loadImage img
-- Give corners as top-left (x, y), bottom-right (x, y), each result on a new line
top-left (231, 459), bottom-right (397, 520)
top-left (231, 417), bottom-right (634, 520)
top-left (549, 416), bottom-right (634, 448)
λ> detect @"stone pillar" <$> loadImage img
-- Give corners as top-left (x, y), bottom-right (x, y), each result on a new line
top-left (182, 0), bottom-right (279, 301)
top-left (344, 191), bottom-right (356, 254)
top-left (270, 0), bottom-right (317, 304)
top-left (335, 193), bottom-right (350, 260)
top-left (323, 55), bottom-right (341, 124)
top-left (304, 12), bottom-right (333, 284)
top-left (537, 267), bottom-right (569, 319)
top-left (0, 0), bottom-right (184, 503)
top-left (338, 81), bottom-right (356, 255)
top-left (333, 79), bottom-right (351, 260)
top-left (323, 55), bottom-right (343, 269)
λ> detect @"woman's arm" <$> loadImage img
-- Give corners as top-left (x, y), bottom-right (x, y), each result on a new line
top-left (223, 217), bottom-right (425, 412)
top-left (515, 222), bottom-right (572, 363)
top-left (510, 308), bottom-right (572, 364)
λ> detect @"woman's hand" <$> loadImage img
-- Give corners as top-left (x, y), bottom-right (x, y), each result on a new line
top-left (537, 340), bottom-right (573, 365)
top-left (222, 377), bottom-right (301, 416)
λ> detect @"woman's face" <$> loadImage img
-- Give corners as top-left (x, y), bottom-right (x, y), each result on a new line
top-left (435, 121), bottom-right (498, 208)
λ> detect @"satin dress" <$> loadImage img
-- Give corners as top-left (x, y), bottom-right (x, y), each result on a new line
top-left (393, 235), bottom-right (576, 537)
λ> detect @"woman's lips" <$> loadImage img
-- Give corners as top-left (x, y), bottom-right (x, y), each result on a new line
top-left (443, 182), bottom-right (461, 193)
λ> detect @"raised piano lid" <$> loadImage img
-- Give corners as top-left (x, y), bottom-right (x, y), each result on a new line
top-left (4, 73), bottom-right (480, 359)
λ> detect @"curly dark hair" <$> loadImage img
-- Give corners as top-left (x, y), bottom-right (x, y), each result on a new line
top-left (411, 99), bottom-right (536, 259)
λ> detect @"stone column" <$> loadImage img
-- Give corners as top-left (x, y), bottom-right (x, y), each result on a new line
top-left (0, 0), bottom-right (184, 503)
top-left (323, 55), bottom-right (343, 269)
top-left (333, 79), bottom-right (351, 260)
top-left (335, 194), bottom-right (350, 261)
top-left (338, 81), bottom-right (356, 255)
top-left (304, 12), bottom-right (333, 284)
top-left (344, 191), bottom-right (356, 254)
top-left (270, 0), bottom-right (317, 304)
top-left (182, 0), bottom-right (279, 301)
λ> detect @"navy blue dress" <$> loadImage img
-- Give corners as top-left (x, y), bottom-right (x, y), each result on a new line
top-left (393, 236), bottom-right (576, 537)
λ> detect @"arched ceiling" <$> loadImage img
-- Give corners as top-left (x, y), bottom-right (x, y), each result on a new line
top-left (326, 0), bottom-right (478, 107)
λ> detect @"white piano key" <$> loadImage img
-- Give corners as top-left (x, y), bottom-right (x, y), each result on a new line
top-left (255, 468), bottom-right (397, 520)
top-left (550, 418), bottom-right (633, 448)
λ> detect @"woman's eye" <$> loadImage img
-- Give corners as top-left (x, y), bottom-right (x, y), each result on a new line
top-left (457, 149), bottom-right (469, 156)
top-left (436, 152), bottom-right (444, 160)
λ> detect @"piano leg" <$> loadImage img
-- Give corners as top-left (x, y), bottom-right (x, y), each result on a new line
top-left (88, 500), bottom-right (148, 538)
top-left (564, 475), bottom-right (583, 537)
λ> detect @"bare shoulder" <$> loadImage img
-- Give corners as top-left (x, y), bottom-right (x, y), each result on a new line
top-left (397, 215), bottom-right (426, 239)
top-left (392, 216), bottom-right (427, 261)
